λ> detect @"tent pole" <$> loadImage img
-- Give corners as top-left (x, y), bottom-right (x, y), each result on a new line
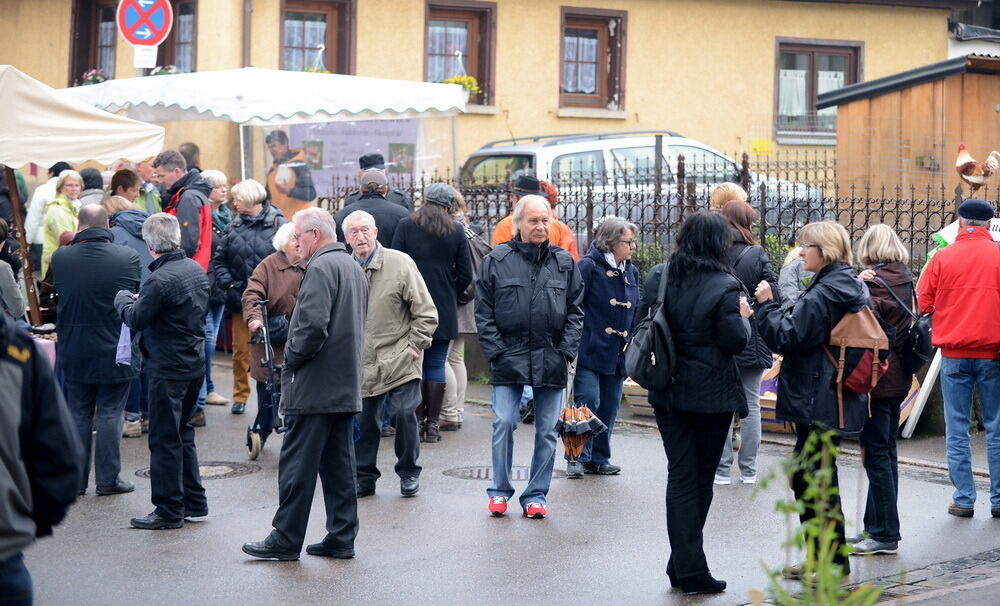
top-left (239, 125), bottom-right (247, 181)
top-left (451, 115), bottom-right (458, 179)
top-left (4, 166), bottom-right (41, 326)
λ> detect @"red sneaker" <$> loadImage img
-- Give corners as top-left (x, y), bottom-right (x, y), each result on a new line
top-left (522, 502), bottom-right (548, 519)
top-left (488, 496), bottom-right (508, 516)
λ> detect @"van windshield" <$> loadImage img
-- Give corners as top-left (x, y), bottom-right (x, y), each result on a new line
top-left (460, 154), bottom-right (535, 185)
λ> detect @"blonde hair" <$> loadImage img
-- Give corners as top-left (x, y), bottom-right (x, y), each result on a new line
top-left (103, 195), bottom-right (137, 215)
top-left (857, 223), bottom-right (909, 267)
top-left (709, 182), bottom-right (747, 210)
top-left (230, 179), bottom-right (267, 206)
top-left (797, 221), bottom-right (852, 266)
top-left (200, 169), bottom-right (227, 188)
top-left (783, 246), bottom-right (802, 266)
top-left (56, 169), bottom-right (83, 195)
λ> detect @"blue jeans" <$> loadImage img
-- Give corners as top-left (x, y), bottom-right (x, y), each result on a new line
top-left (198, 302), bottom-right (225, 408)
top-left (941, 356), bottom-right (1000, 508)
top-left (0, 553), bottom-right (31, 606)
top-left (488, 385), bottom-right (562, 507)
top-left (572, 367), bottom-right (624, 466)
top-left (422, 339), bottom-right (450, 383)
top-left (124, 371), bottom-right (149, 422)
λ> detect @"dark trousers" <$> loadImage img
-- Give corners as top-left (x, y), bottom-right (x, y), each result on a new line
top-left (147, 376), bottom-right (207, 521)
top-left (254, 381), bottom-right (278, 438)
top-left (356, 379), bottom-right (421, 489)
top-left (0, 553), bottom-right (32, 606)
top-left (860, 396), bottom-right (903, 543)
top-left (64, 380), bottom-right (131, 491)
top-left (792, 423), bottom-right (849, 569)
top-left (654, 406), bottom-right (732, 580)
top-left (271, 413), bottom-right (358, 552)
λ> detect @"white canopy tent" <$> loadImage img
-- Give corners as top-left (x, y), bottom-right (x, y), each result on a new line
top-left (58, 67), bottom-right (468, 178)
top-left (0, 65), bottom-right (165, 168)
top-left (0, 64), bottom-right (165, 324)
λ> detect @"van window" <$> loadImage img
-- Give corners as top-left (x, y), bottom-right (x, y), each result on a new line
top-left (460, 155), bottom-right (534, 185)
top-left (551, 151), bottom-right (605, 185)
top-left (610, 146), bottom-right (673, 185)
top-left (668, 145), bottom-right (739, 185)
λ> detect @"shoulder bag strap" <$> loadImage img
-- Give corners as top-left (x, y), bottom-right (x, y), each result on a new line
top-left (872, 276), bottom-right (918, 321)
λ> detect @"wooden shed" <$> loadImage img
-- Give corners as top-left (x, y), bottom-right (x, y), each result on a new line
top-left (817, 54), bottom-right (1000, 194)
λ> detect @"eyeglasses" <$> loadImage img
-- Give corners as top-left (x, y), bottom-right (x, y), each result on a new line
top-left (800, 243), bottom-right (820, 250)
top-left (346, 226), bottom-right (373, 236)
top-left (292, 229), bottom-right (315, 242)
top-left (618, 240), bottom-right (638, 248)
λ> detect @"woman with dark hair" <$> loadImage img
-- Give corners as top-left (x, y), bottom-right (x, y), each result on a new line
top-left (755, 220), bottom-right (869, 580)
top-left (391, 183), bottom-right (473, 442)
top-left (0, 219), bottom-right (25, 321)
top-left (637, 211), bottom-right (751, 595)
top-left (714, 200), bottom-right (777, 486)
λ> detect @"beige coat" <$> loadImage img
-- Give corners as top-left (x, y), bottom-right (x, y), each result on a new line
top-left (360, 245), bottom-right (438, 397)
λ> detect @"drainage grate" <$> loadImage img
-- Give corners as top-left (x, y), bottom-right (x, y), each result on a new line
top-left (134, 461), bottom-right (261, 481)
top-left (443, 465), bottom-right (566, 481)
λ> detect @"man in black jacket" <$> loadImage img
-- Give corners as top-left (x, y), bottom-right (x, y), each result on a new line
top-left (335, 169), bottom-right (409, 248)
top-left (52, 206), bottom-right (140, 496)
top-left (0, 315), bottom-right (82, 604)
top-left (342, 153), bottom-right (413, 211)
top-left (115, 213), bottom-right (209, 530)
top-left (475, 195), bottom-right (584, 520)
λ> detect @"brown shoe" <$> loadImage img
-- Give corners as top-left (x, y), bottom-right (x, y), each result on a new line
top-left (188, 409), bottom-right (206, 427)
top-left (948, 502), bottom-right (974, 518)
top-left (439, 420), bottom-right (462, 431)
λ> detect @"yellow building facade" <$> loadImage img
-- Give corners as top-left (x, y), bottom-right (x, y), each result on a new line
top-left (0, 0), bottom-right (958, 183)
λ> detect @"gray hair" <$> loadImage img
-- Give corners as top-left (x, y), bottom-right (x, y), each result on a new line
top-left (142, 212), bottom-right (181, 253)
top-left (342, 210), bottom-right (376, 232)
top-left (511, 195), bottom-right (550, 237)
top-left (960, 217), bottom-right (991, 228)
top-left (200, 169), bottom-right (227, 188)
top-left (293, 207), bottom-right (337, 240)
top-left (272, 222), bottom-right (295, 251)
top-left (592, 216), bottom-right (638, 253)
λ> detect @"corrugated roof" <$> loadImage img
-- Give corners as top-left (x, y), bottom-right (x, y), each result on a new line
top-left (816, 54), bottom-right (1000, 109)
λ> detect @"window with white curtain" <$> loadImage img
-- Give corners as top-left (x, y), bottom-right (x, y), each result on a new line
top-left (285, 12), bottom-right (329, 71)
top-left (96, 6), bottom-right (116, 77)
top-left (282, 1), bottom-right (352, 74)
top-left (776, 42), bottom-right (858, 134)
top-left (560, 10), bottom-right (626, 109)
top-left (426, 3), bottom-right (495, 105)
top-left (154, 1), bottom-right (197, 73)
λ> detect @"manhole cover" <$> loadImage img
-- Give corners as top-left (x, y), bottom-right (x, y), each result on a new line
top-left (134, 461), bottom-right (260, 481)
top-left (443, 465), bottom-right (566, 481)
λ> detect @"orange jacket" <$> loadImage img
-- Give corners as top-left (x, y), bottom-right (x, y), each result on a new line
top-left (266, 149), bottom-right (316, 219)
top-left (490, 214), bottom-right (580, 261)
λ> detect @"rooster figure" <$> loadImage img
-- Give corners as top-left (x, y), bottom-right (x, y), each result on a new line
top-left (955, 143), bottom-right (1000, 192)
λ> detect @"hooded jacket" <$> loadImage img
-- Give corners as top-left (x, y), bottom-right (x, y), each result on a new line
top-left (757, 262), bottom-right (871, 437)
top-left (162, 169), bottom-right (213, 271)
top-left (52, 228), bottom-right (141, 384)
top-left (576, 243), bottom-right (639, 376)
top-left (110, 209), bottom-right (153, 283)
top-left (868, 261), bottom-right (917, 398)
top-left (213, 202), bottom-right (286, 312)
top-left (475, 238), bottom-right (584, 388)
top-left (266, 149), bottom-right (316, 219)
top-left (0, 314), bottom-right (83, 561)
top-left (918, 225), bottom-right (1000, 359)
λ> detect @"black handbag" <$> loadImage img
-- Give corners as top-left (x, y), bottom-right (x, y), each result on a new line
top-left (265, 314), bottom-right (289, 346)
top-left (874, 276), bottom-right (933, 375)
top-left (624, 268), bottom-right (676, 391)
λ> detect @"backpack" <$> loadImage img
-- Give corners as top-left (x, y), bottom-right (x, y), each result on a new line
top-left (624, 268), bottom-right (677, 391)
top-left (873, 276), bottom-right (933, 375)
top-left (822, 306), bottom-right (891, 429)
top-left (457, 226), bottom-right (492, 305)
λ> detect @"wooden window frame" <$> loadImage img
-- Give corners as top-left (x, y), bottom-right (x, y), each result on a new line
top-left (559, 7), bottom-right (626, 110)
top-left (773, 37), bottom-right (864, 143)
top-left (281, 0), bottom-right (357, 75)
top-left (69, 0), bottom-right (118, 85)
top-left (157, 0), bottom-right (198, 72)
top-left (424, 1), bottom-right (497, 106)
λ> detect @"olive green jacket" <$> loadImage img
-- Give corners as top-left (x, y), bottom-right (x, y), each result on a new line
top-left (358, 245), bottom-right (438, 397)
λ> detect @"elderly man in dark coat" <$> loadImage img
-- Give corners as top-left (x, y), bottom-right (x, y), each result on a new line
top-left (476, 195), bottom-right (584, 520)
top-left (115, 213), bottom-right (210, 530)
top-left (53, 205), bottom-right (140, 496)
top-left (243, 207), bottom-right (369, 561)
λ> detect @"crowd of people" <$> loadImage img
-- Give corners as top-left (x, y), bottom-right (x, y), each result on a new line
top-left (1, 133), bottom-right (998, 602)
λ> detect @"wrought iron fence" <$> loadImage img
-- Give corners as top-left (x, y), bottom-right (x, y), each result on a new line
top-left (318, 153), bottom-right (979, 279)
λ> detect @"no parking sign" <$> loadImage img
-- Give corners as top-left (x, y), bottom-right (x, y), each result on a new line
top-left (117, 0), bottom-right (174, 68)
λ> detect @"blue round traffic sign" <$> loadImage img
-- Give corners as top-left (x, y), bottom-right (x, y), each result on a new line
top-left (117, 0), bottom-right (174, 46)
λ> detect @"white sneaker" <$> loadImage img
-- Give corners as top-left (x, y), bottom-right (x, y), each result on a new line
top-left (741, 475), bottom-right (757, 485)
top-left (713, 474), bottom-right (731, 485)
top-left (205, 391), bottom-right (229, 406)
top-left (122, 420), bottom-right (142, 438)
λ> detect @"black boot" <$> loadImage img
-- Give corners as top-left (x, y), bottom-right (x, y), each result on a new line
top-left (423, 381), bottom-right (446, 443)
top-left (679, 573), bottom-right (726, 595)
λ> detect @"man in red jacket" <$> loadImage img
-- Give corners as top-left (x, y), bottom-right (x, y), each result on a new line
top-left (918, 197), bottom-right (1000, 519)
top-left (151, 150), bottom-right (213, 271)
